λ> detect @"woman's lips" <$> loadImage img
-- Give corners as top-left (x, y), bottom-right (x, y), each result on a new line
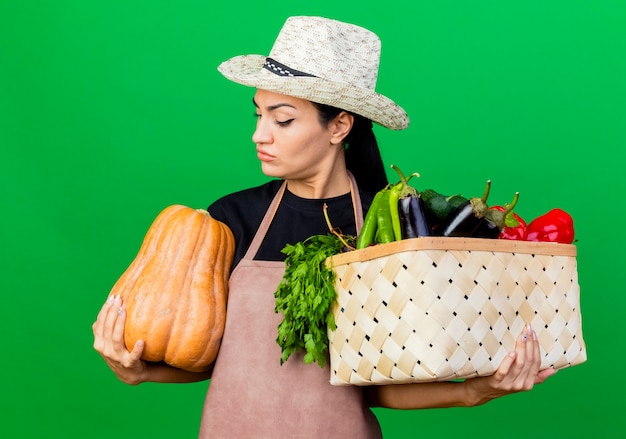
top-left (256, 148), bottom-right (275, 162)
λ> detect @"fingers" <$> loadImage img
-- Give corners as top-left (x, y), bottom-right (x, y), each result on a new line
top-left (93, 295), bottom-right (119, 332)
top-left (93, 294), bottom-right (127, 356)
top-left (103, 295), bottom-right (123, 336)
top-left (521, 324), bottom-right (542, 378)
top-left (493, 323), bottom-right (543, 390)
top-left (93, 295), bottom-right (115, 351)
top-left (494, 350), bottom-right (516, 380)
top-left (129, 339), bottom-right (145, 363)
top-left (92, 294), bottom-right (112, 336)
top-left (514, 324), bottom-right (530, 369)
top-left (480, 323), bottom-right (557, 402)
top-left (536, 367), bottom-right (558, 383)
top-left (524, 325), bottom-right (541, 386)
top-left (515, 323), bottom-right (533, 364)
top-left (495, 324), bottom-right (531, 380)
top-left (91, 295), bottom-right (149, 385)
top-left (112, 304), bottom-right (127, 345)
top-left (110, 308), bottom-right (146, 363)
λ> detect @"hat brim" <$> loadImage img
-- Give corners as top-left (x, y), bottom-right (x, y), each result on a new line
top-left (218, 55), bottom-right (409, 130)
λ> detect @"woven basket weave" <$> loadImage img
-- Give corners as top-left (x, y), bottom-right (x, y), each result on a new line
top-left (327, 237), bottom-right (586, 386)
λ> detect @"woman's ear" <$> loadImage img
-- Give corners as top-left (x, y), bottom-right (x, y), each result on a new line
top-left (329, 111), bottom-right (354, 145)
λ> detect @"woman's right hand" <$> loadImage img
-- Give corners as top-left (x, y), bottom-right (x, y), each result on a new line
top-left (92, 295), bottom-right (147, 385)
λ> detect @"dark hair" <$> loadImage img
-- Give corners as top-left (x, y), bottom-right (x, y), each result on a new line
top-left (312, 102), bottom-right (388, 193)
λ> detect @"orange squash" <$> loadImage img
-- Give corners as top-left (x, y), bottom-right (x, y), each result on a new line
top-left (109, 205), bottom-right (235, 372)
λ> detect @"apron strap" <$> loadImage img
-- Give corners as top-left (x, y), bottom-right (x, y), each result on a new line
top-left (242, 171), bottom-right (363, 261)
top-left (348, 171), bottom-right (364, 234)
top-left (242, 179), bottom-right (287, 261)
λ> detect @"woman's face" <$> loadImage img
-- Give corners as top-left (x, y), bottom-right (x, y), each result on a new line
top-left (252, 89), bottom-right (344, 181)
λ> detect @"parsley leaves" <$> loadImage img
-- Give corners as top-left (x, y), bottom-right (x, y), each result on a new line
top-left (274, 233), bottom-right (351, 368)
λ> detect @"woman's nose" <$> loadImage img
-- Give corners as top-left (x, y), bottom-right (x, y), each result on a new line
top-left (252, 117), bottom-right (272, 145)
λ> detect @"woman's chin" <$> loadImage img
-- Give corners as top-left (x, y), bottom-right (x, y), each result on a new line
top-left (260, 163), bottom-right (281, 178)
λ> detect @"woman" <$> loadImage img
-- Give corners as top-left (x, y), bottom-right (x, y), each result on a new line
top-left (93, 16), bottom-right (557, 438)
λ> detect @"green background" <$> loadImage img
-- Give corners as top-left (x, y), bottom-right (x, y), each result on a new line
top-left (2, 0), bottom-right (624, 437)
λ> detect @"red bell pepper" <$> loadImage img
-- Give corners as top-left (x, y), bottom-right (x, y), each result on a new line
top-left (525, 208), bottom-right (575, 244)
top-left (489, 205), bottom-right (527, 240)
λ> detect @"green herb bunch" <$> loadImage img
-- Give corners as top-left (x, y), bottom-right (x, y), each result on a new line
top-left (274, 233), bottom-right (352, 368)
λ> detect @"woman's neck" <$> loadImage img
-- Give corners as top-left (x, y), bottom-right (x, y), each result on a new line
top-left (285, 167), bottom-right (351, 199)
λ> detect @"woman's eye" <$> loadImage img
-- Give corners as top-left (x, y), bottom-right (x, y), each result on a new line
top-left (252, 112), bottom-right (293, 126)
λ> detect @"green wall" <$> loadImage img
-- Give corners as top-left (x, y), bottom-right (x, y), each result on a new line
top-left (2, 1), bottom-right (624, 437)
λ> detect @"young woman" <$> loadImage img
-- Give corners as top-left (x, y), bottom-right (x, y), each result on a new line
top-left (93, 16), bottom-right (557, 438)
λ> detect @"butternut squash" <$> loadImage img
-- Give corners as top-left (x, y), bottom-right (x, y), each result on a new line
top-left (109, 205), bottom-right (234, 372)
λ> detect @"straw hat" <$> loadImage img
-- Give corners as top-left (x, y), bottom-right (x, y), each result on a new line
top-left (218, 16), bottom-right (409, 130)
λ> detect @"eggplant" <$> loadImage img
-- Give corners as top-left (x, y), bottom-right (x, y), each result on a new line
top-left (399, 195), bottom-right (431, 239)
top-left (473, 192), bottom-right (520, 238)
top-left (441, 180), bottom-right (492, 237)
top-left (390, 165), bottom-right (431, 239)
top-left (471, 216), bottom-right (502, 238)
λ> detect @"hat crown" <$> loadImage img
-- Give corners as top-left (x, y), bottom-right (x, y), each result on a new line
top-left (268, 16), bottom-right (381, 91)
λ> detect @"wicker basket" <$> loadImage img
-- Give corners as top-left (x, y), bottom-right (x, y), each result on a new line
top-left (327, 237), bottom-right (586, 386)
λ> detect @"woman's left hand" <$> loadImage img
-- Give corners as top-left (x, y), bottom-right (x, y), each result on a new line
top-left (365, 323), bottom-right (559, 410)
top-left (465, 323), bottom-right (558, 405)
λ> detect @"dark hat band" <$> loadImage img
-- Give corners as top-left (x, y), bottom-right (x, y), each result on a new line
top-left (263, 57), bottom-right (316, 77)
